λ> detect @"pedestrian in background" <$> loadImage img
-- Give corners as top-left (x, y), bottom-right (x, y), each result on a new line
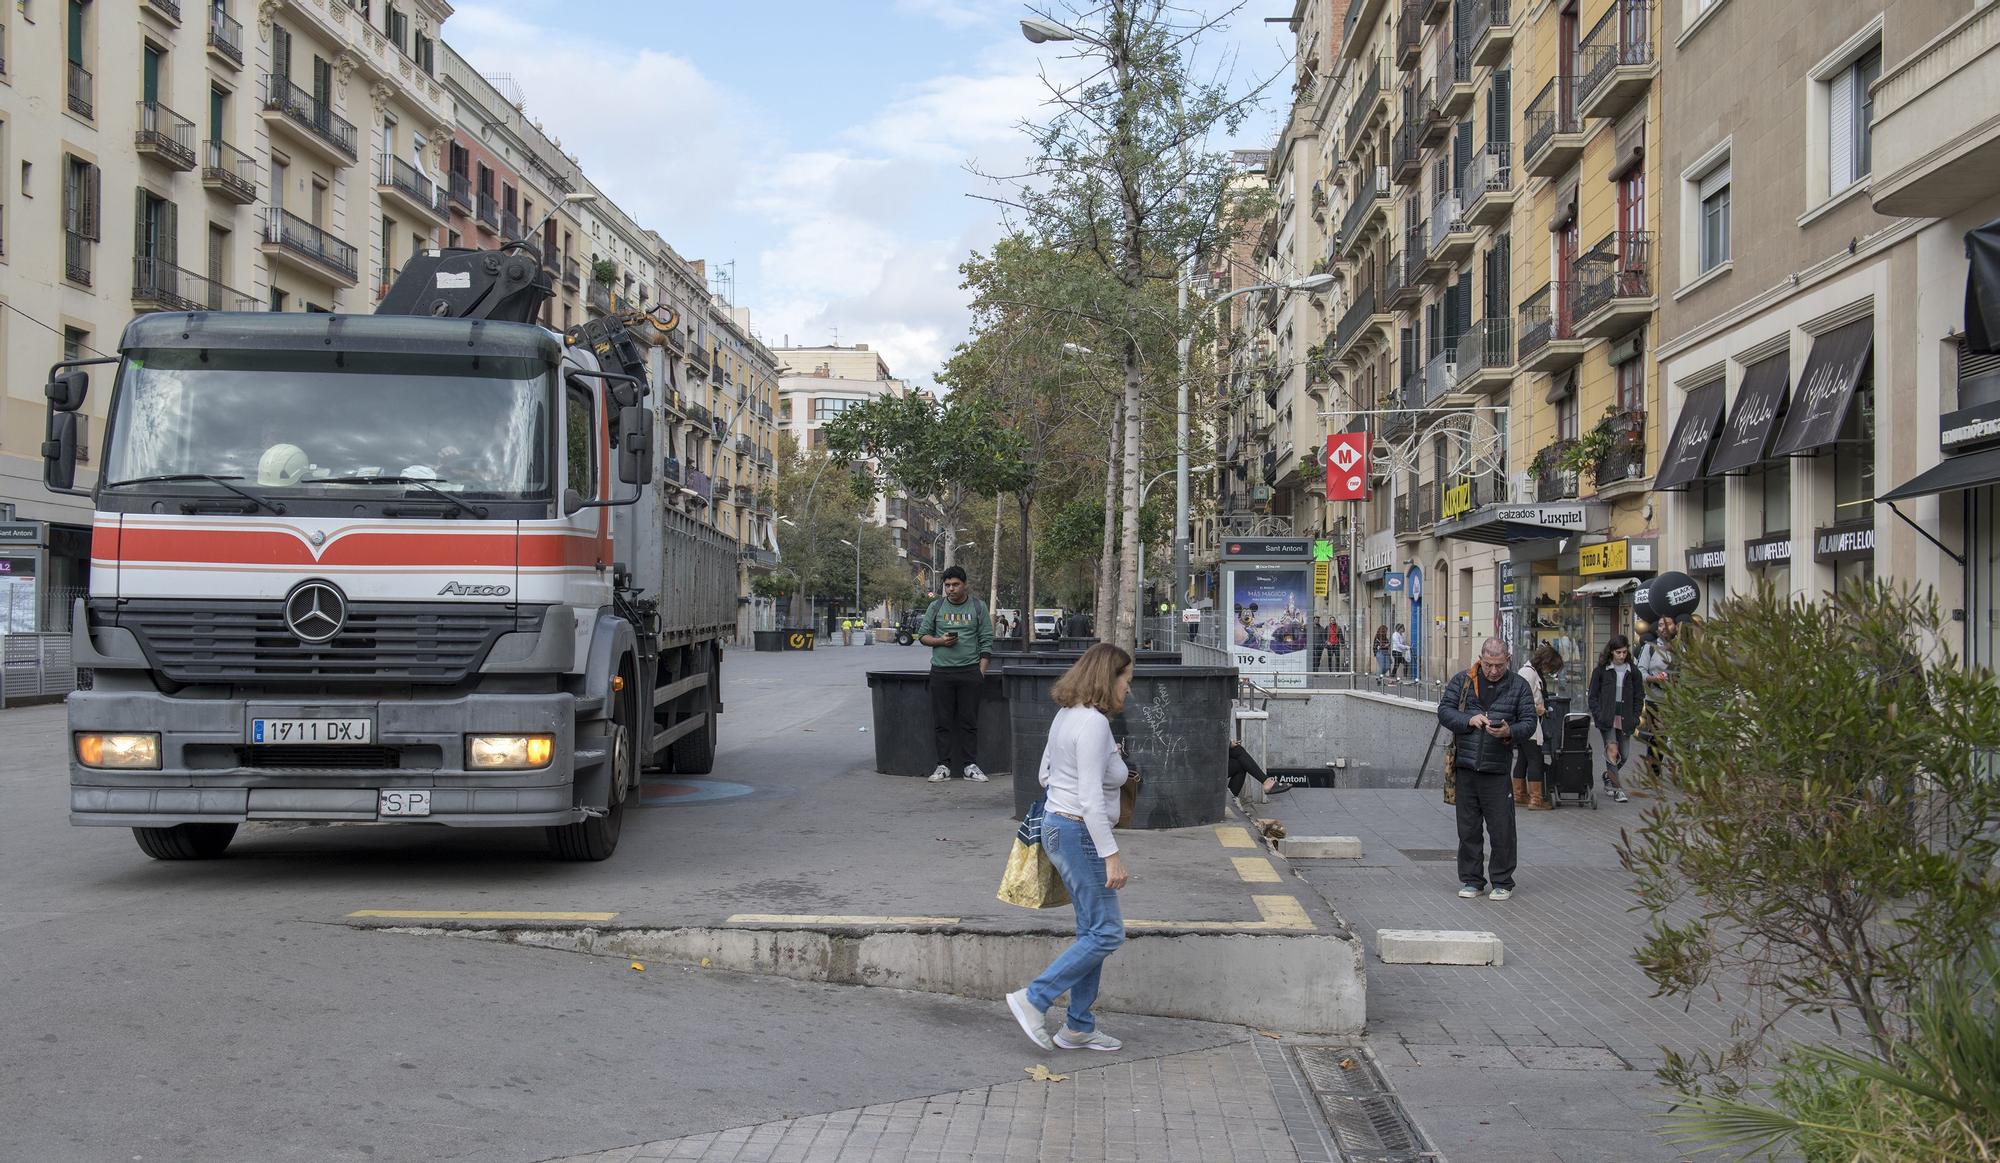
top-left (1390, 624), bottom-right (1410, 683)
top-left (1311, 616), bottom-right (1328, 671)
top-left (1437, 638), bottom-right (1538, 901)
top-left (1374, 624), bottom-right (1391, 678)
top-left (1592, 634), bottom-right (1644, 802)
top-left (1007, 643), bottom-right (1133, 1052)
top-left (920, 566), bottom-right (993, 782)
top-left (1327, 618), bottom-right (1345, 672)
top-left (1514, 644), bottom-right (1561, 811)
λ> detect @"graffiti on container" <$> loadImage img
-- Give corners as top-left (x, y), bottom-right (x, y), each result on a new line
top-left (1135, 685), bottom-right (1185, 780)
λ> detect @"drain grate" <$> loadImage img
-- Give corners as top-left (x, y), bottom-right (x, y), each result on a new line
top-left (1289, 1045), bottom-right (1439, 1163)
top-left (1397, 848), bottom-right (1459, 862)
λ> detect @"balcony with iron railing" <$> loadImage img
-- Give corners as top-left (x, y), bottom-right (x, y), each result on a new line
top-left (1334, 283), bottom-right (1385, 361)
top-left (1576, 0), bottom-right (1657, 121)
top-left (142, 0), bottom-right (181, 23)
top-left (65, 231), bottom-right (93, 287)
top-left (1535, 442), bottom-right (1580, 501)
top-left (1385, 250), bottom-right (1422, 310)
top-left (1421, 343), bottom-right (1460, 407)
top-left (474, 192), bottom-right (498, 232)
top-left (1467, 0), bottom-right (1514, 66)
top-left (202, 139), bottom-right (257, 204)
top-left (1572, 231), bottom-right (1653, 337)
top-left (1427, 189), bottom-right (1474, 266)
top-left (133, 255), bottom-right (257, 313)
top-left (1417, 78), bottom-right (1449, 148)
top-left (1453, 318), bottom-right (1514, 395)
top-left (136, 101), bottom-right (197, 170)
top-left (1592, 410), bottom-right (1648, 490)
top-left (689, 344), bottom-right (711, 375)
top-left (562, 256), bottom-right (582, 290)
top-left (1523, 76), bottom-right (1584, 177)
top-left (1422, 0), bottom-right (1448, 24)
top-left (260, 207), bottom-right (357, 283)
top-left (1437, 32), bottom-right (1474, 116)
top-left (1463, 141), bottom-right (1515, 226)
top-left (208, 3), bottom-right (243, 66)
top-left (687, 402), bottom-right (711, 429)
top-left (68, 62), bottom-right (94, 119)
top-left (586, 279), bottom-right (612, 315)
top-left (1337, 166), bottom-right (1392, 257)
top-left (499, 210), bottom-right (521, 241)
top-left (1392, 122), bottom-right (1422, 185)
top-left (1397, 0), bottom-right (1424, 67)
top-left (660, 455), bottom-right (682, 485)
top-left (1517, 280), bottom-right (1589, 371)
top-left (377, 152), bottom-right (445, 220)
top-left (1344, 58), bottom-right (1388, 156)
top-left (1339, 0), bottom-right (1390, 60)
top-left (445, 169), bottom-right (472, 214)
top-left (685, 469), bottom-right (712, 505)
top-left (260, 73), bottom-right (357, 162)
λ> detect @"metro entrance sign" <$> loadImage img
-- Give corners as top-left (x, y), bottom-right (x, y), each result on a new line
top-left (1325, 433), bottom-right (1370, 501)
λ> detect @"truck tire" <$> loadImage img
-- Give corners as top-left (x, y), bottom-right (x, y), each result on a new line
top-left (132, 823), bottom-right (237, 860)
top-left (547, 686), bottom-right (632, 862)
top-left (668, 653), bottom-right (718, 775)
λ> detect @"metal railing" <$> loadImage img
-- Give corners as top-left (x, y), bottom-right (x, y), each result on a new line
top-left (475, 192), bottom-right (498, 230)
top-left (1336, 284), bottom-right (1380, 354)
top-left (1422, 345), bottom-right (1458, 406)
top-left (261, 73), bottom-right (357, 160)
top-left (1595, 411), bottom-right (1648, 486)
top-left (499, 210), bottom-right (521, 240)
top-left (586, 279), bottom-right (612, 314)
top-left (136, 101), bottom-right (197, 168)
top-left (65, 231), bottom-right (93, 286)
top-left (562, 256), bottom-right (582, 289)
top-left (1344, 58), bottom-right (1383, 153)
top-left (1517, 280), bottom-right (1576, 360)
top-left (1384, 250), bottom-right (1407, 301)
top-left (1428, 189), bottom-right (1466, 251)
top-left (1397, 0), bottom-right (1424, 64)
top-left (1436, 26), bottom-right (1471, 89)
top-left (2, 634), bottom-right (80, 705)
top-left (1573, 230), bottom-right (1652, 320)
top-left (144, 0), bottom-right (181, 21)
top-left (1465, 141), bottom-right (1512, 200)
top-left (1392, 122), bottom-right (1420, 181)
top-left (208, 4), bottom-right (243, 63)
top-left (263, 207), bottom-right (357, 279)
top-left (203, 139), bottom-right (257, 201)
top-left (1455, 318), bottom-right (1513, 381)
top-left (1536, 445), bottom-right (1580, 500)
top-left (445, 170), bottom-right (472, 213)
top-left (378, 152), bottom-right (443, 215)
top-left (1578, 0), bottom-right (1655, 110)
top-left (1523, 77), bottom-right (1579, 164)
top-left (133, 255), bottom-right (257, 312)
top-left (68, 61), bottom-right (94, 118)
top-left (1338, 165), bottom-right (1389, 252)
top-left (1465, 0), bottom-right (1511, 49)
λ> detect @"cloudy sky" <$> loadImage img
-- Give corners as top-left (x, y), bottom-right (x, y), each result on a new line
top-left (446, 1), bottom-right (1294, 388)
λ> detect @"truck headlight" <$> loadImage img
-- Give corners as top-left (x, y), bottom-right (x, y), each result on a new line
top-left (76, 733), bottom-right (162, 770)
top-left (466, 734), bottom-right (555, 770)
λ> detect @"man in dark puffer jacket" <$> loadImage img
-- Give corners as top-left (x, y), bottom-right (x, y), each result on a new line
top-left (1437, 638), bottom-right (1540, 901)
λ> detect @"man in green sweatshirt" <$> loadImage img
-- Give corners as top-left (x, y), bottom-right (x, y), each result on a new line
top-left (921, 565), bottom-right (995, 782)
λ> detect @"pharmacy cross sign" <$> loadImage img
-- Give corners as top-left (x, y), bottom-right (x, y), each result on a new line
top-left (1325, 433), bottom-right (1370, 501)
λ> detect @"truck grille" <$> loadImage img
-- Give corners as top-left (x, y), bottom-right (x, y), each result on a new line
top-left (237, 745), bottom-right (402, 769)
top-left (104, 599), bottom-right (529, 685)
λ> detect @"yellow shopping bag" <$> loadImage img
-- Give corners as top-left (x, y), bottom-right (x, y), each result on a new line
top-left (997, 798), bottom-right (1069, 909)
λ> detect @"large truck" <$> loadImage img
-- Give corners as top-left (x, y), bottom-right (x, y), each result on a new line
top-left (41, 245), bottom-right (738, 861)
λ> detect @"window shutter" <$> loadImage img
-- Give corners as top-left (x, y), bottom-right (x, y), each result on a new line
top-left (1488, 70), bottom-right (1511, 145)
top-left (1454, 121), bottom-right (1472, 189)
top-left (1697, 160), bottom-right (1730, 202)
top-left (134, 189), bottom-right (149, 261)
top-left (162, 199), bottom-right (178, 268)
top-left (273, 25), bottom-right (291, 79)
top-left (1494, 233), bottom-right (1511, 315)
top-left (1829, 67), bottom-right (1855, 190)
top-left (84, 163), bottom-right (101, 240)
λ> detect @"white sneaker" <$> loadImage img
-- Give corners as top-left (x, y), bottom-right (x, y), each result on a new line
top-left (964, 764), bottom-right (989, 783)
top-left (1006, 989), bottom-right (1055, 1050)
top-left (928, 766), bottom-right (951, 783)
top-left (1054, 1026), bottom-right (1122, 1051)
top-left (1488, 887), bottom-right (1513, 901)
top-left (1457, 884), bottom-right (1482, 899)
top-left (1613, 787), bottom-right (1630, 803)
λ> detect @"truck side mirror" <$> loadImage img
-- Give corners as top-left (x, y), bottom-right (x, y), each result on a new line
top-left (47, 370), bottom-right (89, 412)
top-left (617, 406), bottom-right (653, 486)
top-left (43, 411), bottom-right (80, 491)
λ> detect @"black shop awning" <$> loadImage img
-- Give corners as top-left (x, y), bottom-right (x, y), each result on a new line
top-left (1706, 355), bottom-right (1790, 475)
top-left (1653, 381), bottom-right (1727, 491)
top-left (1772, 317), bottom-right (1875, 457)
top-left (1880, 444), bottom-right (2000, 502)
top-left (1968, 217), bottom-right (2000, 355)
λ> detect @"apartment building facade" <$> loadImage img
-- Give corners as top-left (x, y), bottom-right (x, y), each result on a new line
top-left (1654, 0), bottom-right (1989, 658)
top-left (772, 344), bottom-right (926, 570)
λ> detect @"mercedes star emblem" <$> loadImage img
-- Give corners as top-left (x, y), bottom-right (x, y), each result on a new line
top-left (284, 580), bottom-right (348, 644)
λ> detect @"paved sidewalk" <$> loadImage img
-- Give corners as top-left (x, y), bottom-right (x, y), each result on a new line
top-left (1258, 785), bottom-right (1828, 1163)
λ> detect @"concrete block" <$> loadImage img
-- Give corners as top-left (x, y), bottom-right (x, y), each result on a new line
top-left (1276, 835), bottom-right (1363, 859)
top-left (1376, 928), bottom-right (1504, 966)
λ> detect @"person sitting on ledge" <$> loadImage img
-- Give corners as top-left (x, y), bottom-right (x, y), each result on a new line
top-left (1227, 737), bottom-right (1289, 797)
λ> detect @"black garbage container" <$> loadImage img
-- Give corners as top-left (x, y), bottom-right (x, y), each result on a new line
top-left (865, 670), bottom-right (1011, 776)
top-left (1004, 664), bottom-right (1236, 827)
top-left (753, 629), bottom-right (784, 653)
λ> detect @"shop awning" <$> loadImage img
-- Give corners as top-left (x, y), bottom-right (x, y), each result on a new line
top-left (1653, 381), bottom-right (1728, 491)
top-left (1879, 444), bottom-right (2000, 502)
top-left (1772, 317), bottom-right (1875, 457)
top-left (1434, 501), bottom-right (1606, 545)
top-left (1706, 355), bottom-right (1790, 476)
top-left (1968, 216), bottom-right (2000, 355)
top-left (1572, 577), bottom-right (1638, 597)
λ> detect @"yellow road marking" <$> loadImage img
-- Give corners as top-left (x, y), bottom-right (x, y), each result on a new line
top-left (1232, 856), bottom-right (1282, 883)
top-left (1128, 895), bottom-right (1316, 932)
top-left (1214, 825), bottom-right (1257, 849)
top-left (347, 910), bottom-right (618, 922)
top-left (726, 914), bottom-right (962, 925)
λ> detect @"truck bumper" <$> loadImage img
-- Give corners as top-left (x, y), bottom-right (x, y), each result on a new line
top-left (68, 689), bottom-right (595, 828)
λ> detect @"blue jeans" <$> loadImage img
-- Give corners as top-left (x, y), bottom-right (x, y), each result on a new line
top-left (1025, 814), bottom-right (1124, 1033)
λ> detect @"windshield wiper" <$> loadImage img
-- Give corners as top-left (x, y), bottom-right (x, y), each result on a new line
top-left (319, 475), bottom-right (489, 518)
top-left (105, 473), bottom-right (286, 515)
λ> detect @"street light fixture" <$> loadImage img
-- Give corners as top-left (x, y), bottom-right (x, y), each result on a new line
top-left (1019, 17), bottom-right (1077, 43)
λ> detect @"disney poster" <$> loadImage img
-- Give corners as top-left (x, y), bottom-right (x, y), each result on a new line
top-left (1226, 567), bottom-right (1312, 688)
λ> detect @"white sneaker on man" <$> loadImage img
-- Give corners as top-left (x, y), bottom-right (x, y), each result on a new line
top-left (963, 764), bottom-right (989, 783)
top-left (1488, 887), bottom-right (1513, 901)
top-left (928, 765), bottom-right (951, 783)
top-left (1458, 884), bottom-right (1483, 899)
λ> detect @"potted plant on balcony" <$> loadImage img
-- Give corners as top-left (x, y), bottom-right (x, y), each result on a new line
top-left (590, 257), bottom-right (617, 286)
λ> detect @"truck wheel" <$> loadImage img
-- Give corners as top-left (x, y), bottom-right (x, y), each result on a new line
top-left (668, 656), bottom-right (718, 775)
top-left (132, 823), bottom-right (237, 860)
top-left (547, 687), bottom-right (632, 862)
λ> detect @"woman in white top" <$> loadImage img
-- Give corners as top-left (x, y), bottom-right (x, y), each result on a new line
top-left (1513, 644), bottom-right (1561, 811)
top-left (1006, 644), bottom-right (1132, 1053)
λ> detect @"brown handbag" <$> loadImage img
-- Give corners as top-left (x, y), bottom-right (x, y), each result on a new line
top-left (1116, 768), bottom-right (1143, 829)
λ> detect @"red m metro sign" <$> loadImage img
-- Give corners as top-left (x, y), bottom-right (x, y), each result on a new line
top-left (1325, 433), bottom-right (1371, 501)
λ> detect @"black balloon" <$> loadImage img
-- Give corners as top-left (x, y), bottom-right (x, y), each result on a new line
top-left (1633, 580), bottom-right (1659, 623)
top-left (1646, 571), bottom-right (1701, 621)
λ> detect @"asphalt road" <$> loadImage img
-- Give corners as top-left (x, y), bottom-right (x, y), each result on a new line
top-left (0, 644), bottom-right (1245, 1163)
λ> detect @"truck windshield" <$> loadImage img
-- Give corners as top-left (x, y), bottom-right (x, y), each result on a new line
top-left (103, 349), bottom-right (551, 500)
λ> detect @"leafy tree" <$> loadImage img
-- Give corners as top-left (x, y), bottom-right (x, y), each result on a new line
top-left (1619, 582), bottom-right (2000, 1137)
top-left (764, 435), bottom-right (889, 624)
